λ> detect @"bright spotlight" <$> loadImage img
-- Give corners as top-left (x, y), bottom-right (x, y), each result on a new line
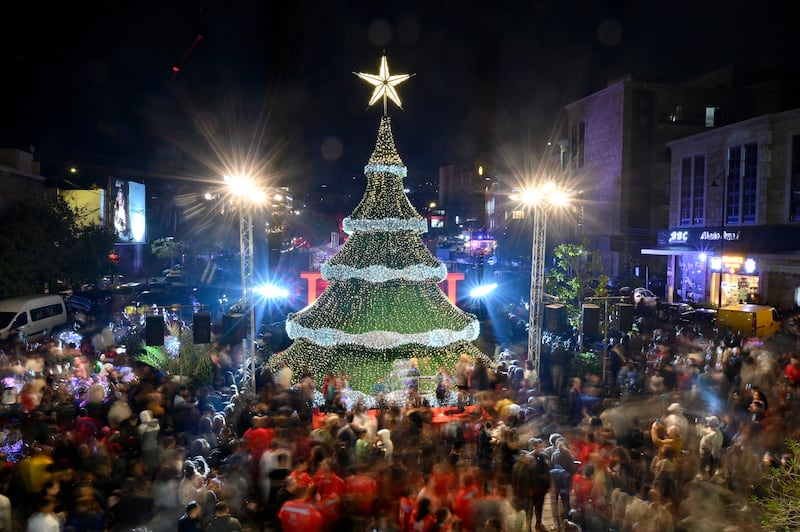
top-left (548, 189), bottom-right (570, 207)
top-left (224, 174), bottom-right (267, 203)
top-left (521, 188), bottom-right (542, 205)
top-left (470, 283), bottom-right (498, 298)
top-left (131, 212), bottom-right (146, 242)
top-left (255, 283), bottom-right (289, 299)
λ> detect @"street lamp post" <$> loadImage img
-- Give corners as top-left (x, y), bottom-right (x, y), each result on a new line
top-left (517, 183), bottom-right (571, 393)
top-left (528, 203), bottom-right (546, 393)
top-left (225, 175), bottom-right (266, 395)
top-left (240, 206), bottom-right (256, 394)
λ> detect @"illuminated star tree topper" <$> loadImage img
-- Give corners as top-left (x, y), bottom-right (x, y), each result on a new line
top-left (354, 54), bottom-right (414, 115)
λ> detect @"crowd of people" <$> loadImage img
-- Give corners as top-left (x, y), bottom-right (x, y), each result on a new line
top-left (1, 309), bottom-right (800, 532)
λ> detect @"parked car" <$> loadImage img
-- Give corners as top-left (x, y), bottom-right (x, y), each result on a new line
top-left (660, 302), bottom-right (693, 320)
top-left (131, 289), bottom-right (191, 314)
top-left (677, 306), bottom-right (718, 334)
top-left (632, 287), bottom-right (660, 309)
top-left (164, 268), bottom-right (188, 286)
top-left (0, 294), bottom-right (68, 342)
top-left (97, 274), bottom-right (124, 289)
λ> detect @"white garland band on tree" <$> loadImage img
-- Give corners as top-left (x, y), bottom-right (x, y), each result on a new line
top-left (321, 263), bottom-right (448, 283)
top-left (362, 163), bottom-right (407, 177)
top-left (285, 320), bottom-right (480, 349)
top-left (341, 216), bottom-right (428, 234)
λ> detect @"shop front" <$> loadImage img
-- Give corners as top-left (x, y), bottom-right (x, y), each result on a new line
top-left (642, 226), bottom-right (800, 309)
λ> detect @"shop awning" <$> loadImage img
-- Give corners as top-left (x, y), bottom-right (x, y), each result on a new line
top-left (642, 248), bottom-right (695, 256)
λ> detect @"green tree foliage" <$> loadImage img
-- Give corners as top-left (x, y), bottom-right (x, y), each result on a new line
top-left (138, 345), bottom-right (169, 369)
top-left (133, 321), bottom-right (213, 388)
top-left (754, 439), bottom-right (800, 531)
top-left (570, 351), bottom-right (602, 378)
top-left (0, 197), bottom-right (116, 299)
top-left (151, 238), bottom-right (184, 268)
top-left (545, 242), bottom-right (609, 325)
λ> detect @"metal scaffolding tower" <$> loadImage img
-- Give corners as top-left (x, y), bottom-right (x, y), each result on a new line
top-left (528, 205), bottom-right (547, 392)
top-left (239, 207), bottom-right (257, 394)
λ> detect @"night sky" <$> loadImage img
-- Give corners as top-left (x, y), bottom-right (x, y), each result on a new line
top-left (1, 0), bottom-right (793, 196)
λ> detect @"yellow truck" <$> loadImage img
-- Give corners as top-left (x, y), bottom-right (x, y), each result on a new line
top-left (716, 304), bottom-right (781, 337)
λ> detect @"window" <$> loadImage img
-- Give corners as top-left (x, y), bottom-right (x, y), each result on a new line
top-left (742, 143), bottom-right (757, 222)
top-left (571, 121), bottom-right (585, 169)
top-left (727, 147), bottom-right (741, 223)
top-left (693, 155), bottom-right (706, 223)
top-left (705, 107), bottom-right (719, 127)
top-left (679, 154), bottom-right (706, 225)
top-left (790, 135), bottom-right (800, 222)
top-left (668, 104), bottom-right (684, 123)
top-left (680, 158), bottom-right (692, 224)
top-left (13, 313), bottom-right (28, 328)
top-left (30, 303), bottom-right (64, 322)
top-left (726, 143), bottom-right (758, 224)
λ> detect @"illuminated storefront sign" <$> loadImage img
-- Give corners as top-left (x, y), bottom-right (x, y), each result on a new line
top-left (668, 230), bottom-right (688, 243)
top-left (710, 255), bottom-right (757, 273)
top-left (699, 230), bottom-right (740, 241)
top-left (650, 225), bottom-right (800, 307)
top-left (662, 228), bottom-right (741, 245)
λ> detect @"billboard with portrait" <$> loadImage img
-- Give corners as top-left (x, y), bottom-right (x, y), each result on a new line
top-left (110, 178), bottom-right (146, 243)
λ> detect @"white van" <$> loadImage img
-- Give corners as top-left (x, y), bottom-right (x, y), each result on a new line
top-left (0, 294), bottom-right (68, 342)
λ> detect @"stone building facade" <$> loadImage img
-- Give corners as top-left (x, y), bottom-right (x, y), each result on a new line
top-left (0, 149), bottom-right (46, 214)
top-left (644, 108), bottom-right (800, 310)
top-left (563, 67), bottom-right (800, 284)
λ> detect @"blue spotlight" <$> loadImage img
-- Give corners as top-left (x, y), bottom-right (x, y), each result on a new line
top-left (469, 283), bottom-right (498, 298)
top-left (255, 283), bottom-right (290, 299)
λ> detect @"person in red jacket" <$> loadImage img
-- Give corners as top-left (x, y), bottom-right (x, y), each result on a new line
top-left (278, 479), bottom-right (324, 532)
top-left (452, 470), bottom-right (483, 532)
top-left (313, 458), bottom-right (345, 529)
top-left (344, 469), bottom-right (378, 519)
top-left (429, 461), bottom-right (456, 511)
top-left (287, 458), bottom-right (314, 491)
top-left (785, 355), bottom-right (800, 386)
top-left (408, 497), bottom-right (436, 532)
top-left (243, 414), bottom-right (274, 485)
top-left (570, 464), bottom-right (596, 516)
top-left (399, 485), bottom-right (417, 532)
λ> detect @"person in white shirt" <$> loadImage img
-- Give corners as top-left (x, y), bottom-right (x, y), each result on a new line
top-left (26, 496), bottom-right (62, 532)
top-left (376, 428), bottom-right (394, 459)
top-left (664, 402), bottom-right (689, 439)
top-left (697, 416), bottom-right (724, 480)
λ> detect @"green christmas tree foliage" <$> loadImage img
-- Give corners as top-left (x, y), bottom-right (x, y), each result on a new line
top-left (270, 117), bottom-right (488, 392)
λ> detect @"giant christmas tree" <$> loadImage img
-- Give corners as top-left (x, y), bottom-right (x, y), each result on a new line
top-left (270, 56), bottom-right (488, 393)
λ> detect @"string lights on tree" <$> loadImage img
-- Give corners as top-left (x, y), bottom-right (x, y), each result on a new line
top-left (269, 54), bottom-right (488, 393)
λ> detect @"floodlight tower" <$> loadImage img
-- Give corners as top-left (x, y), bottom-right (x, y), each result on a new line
top-left (529, 203), bottom-right (547, 388)
top-left (240, 207), bottom-right (256, 393)
top-left (518, 183), bottom-right (571, 393)
top-left (225, 174), bottom-right (265, 394)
